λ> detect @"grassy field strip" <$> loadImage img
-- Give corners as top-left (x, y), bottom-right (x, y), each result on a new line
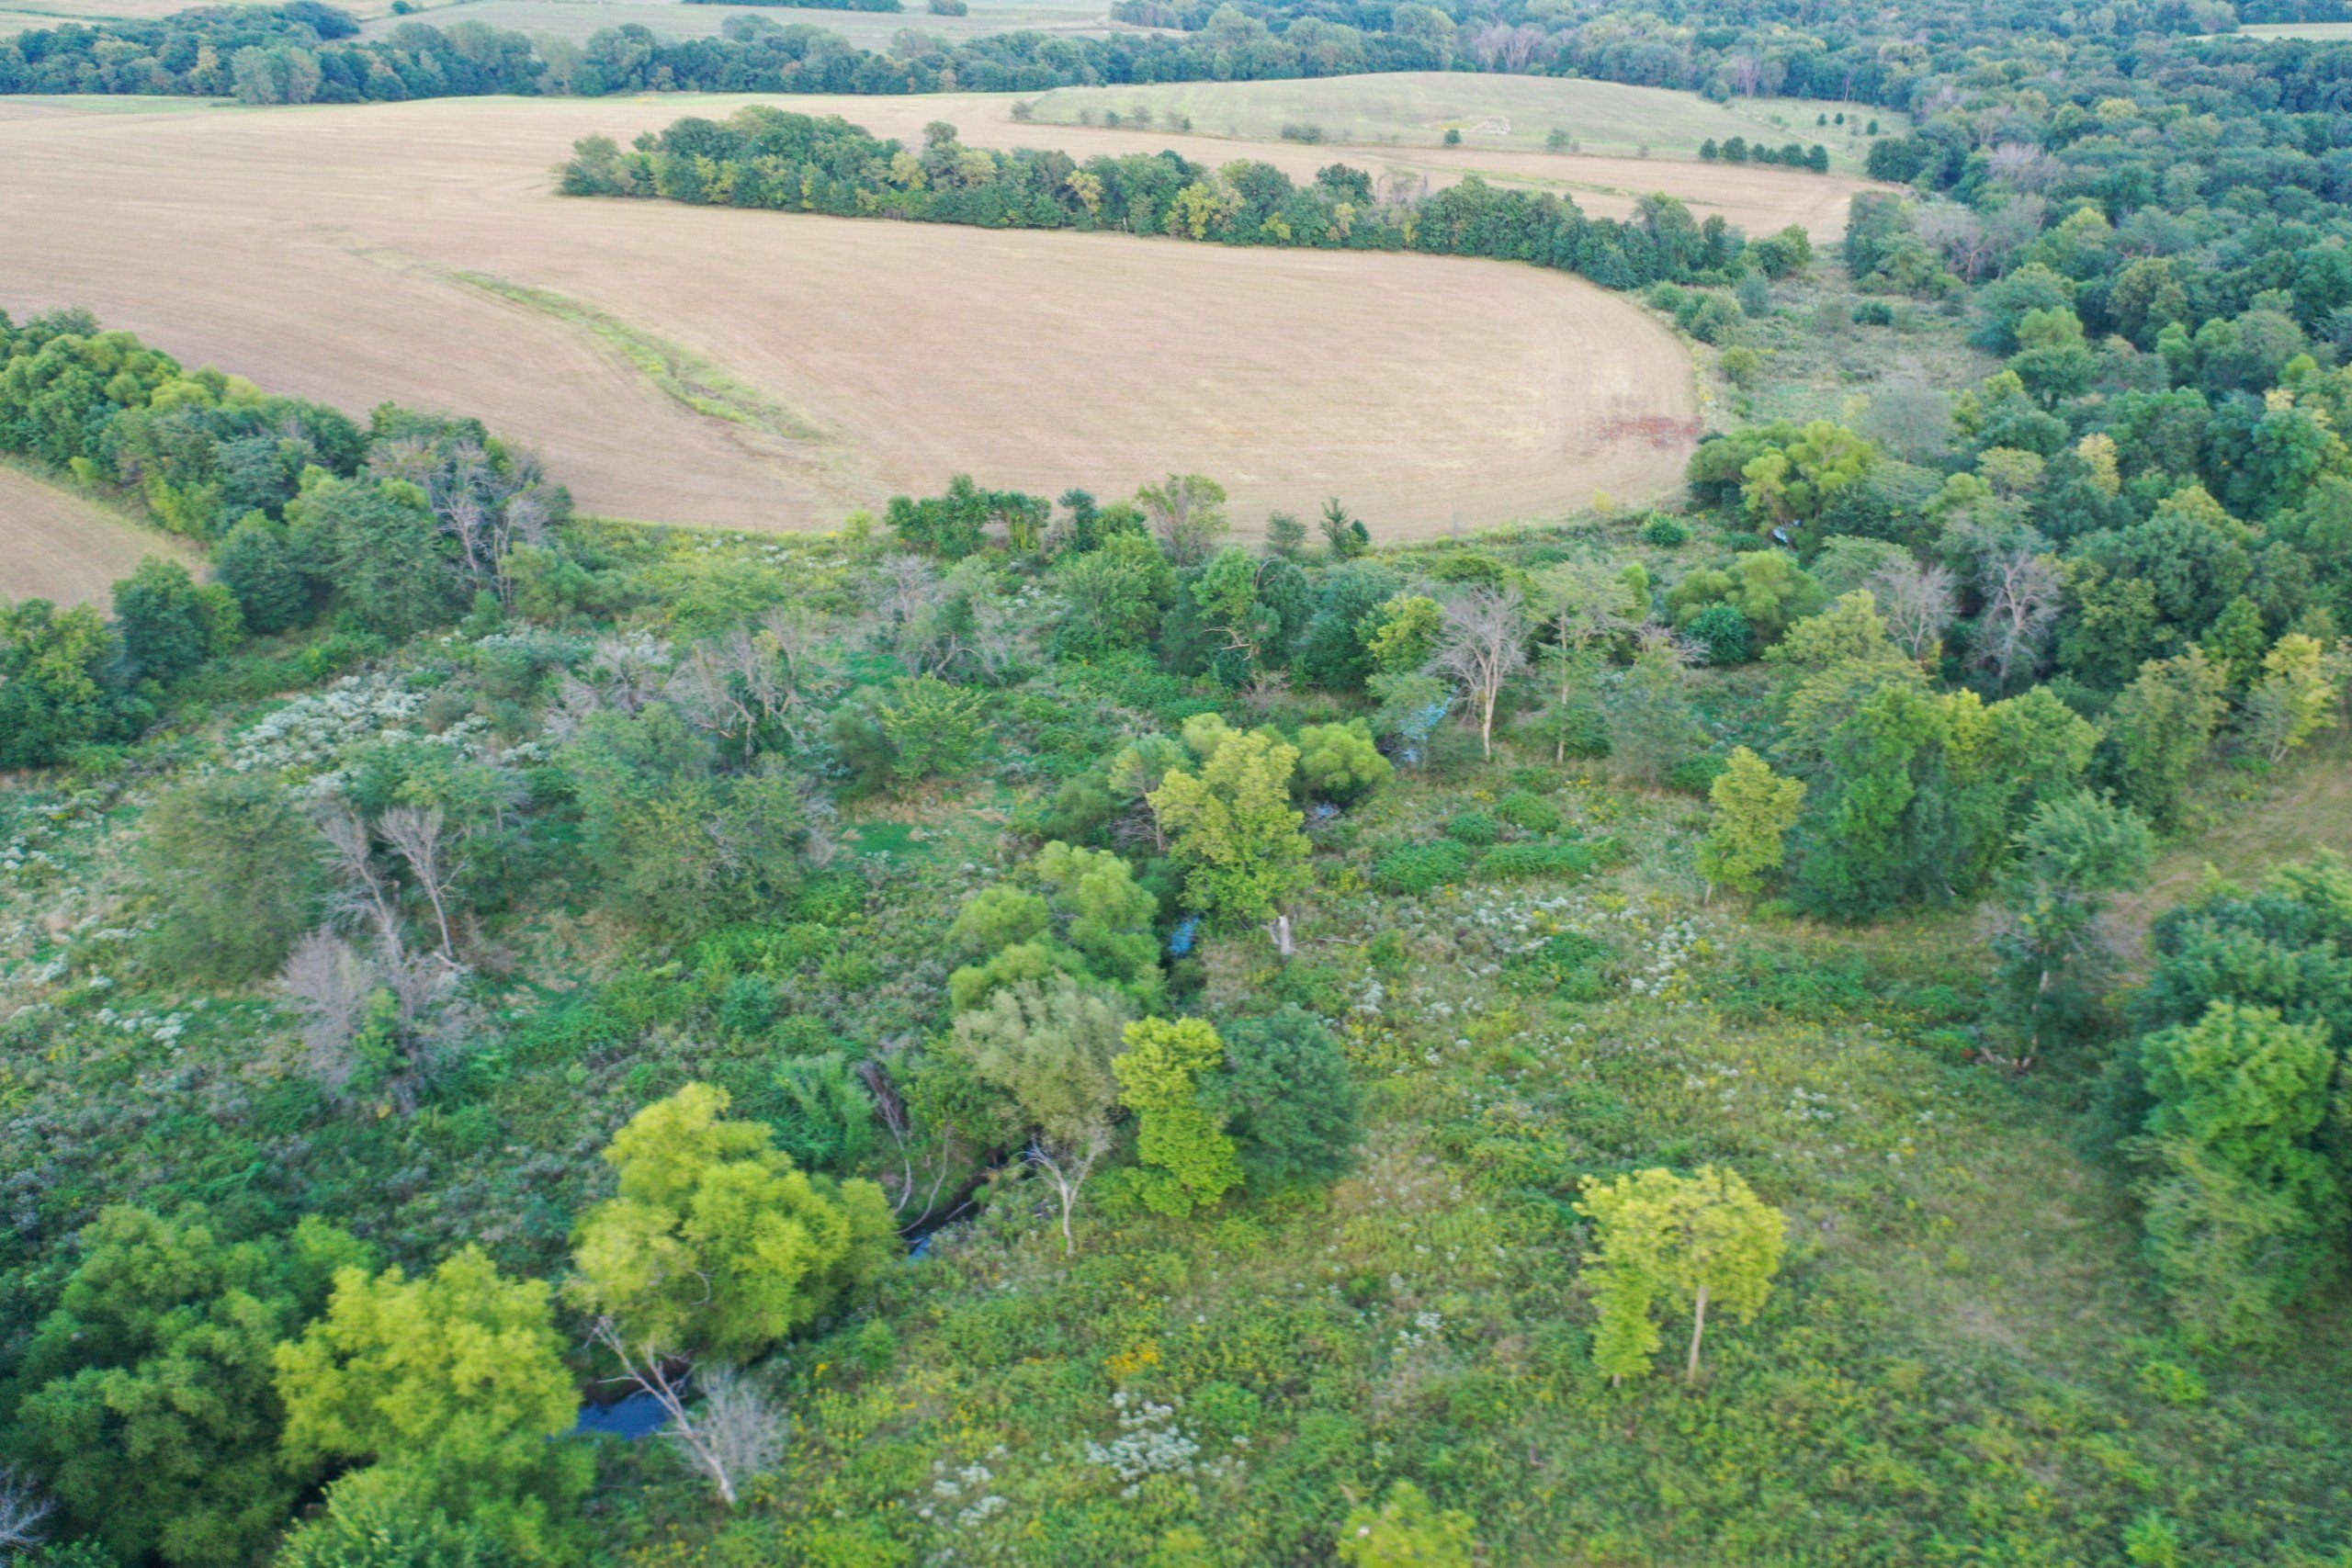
top-left (448, 270), bottom-right (834, 446)
top-left (2109, 727), bottom-right (2352, 954)
top-left (0, 460), bottom-right (199, 605)
top-left (1023, 73), bottom-right (1895, 173)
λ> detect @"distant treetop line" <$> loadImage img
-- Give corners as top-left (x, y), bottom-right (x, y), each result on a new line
top-left (6, 0), bottom-right (2344, 107)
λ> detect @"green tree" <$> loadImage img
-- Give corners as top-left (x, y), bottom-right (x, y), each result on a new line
top-left (1136, 473), bottom-right (1228, 568)
top-left (2138, 1003), bottom-right (2341, 1348)
top-left (562, 706), bottom-right (806, 933)
top-left (274, 1249), bottom-right (590, 1562)
top-left (946, 841), bottom-right (1162, 1012)
top-left (1336, 1481), bottom-right (1478, 1568)
top-left (1148, 722), bottom-right (1312, 942)
top-left (141, 771), bottom-right (324, 982)
top-left (1116, 1016), bottom-right (1243, 1217)
top-left (1209, 1007), bottom-right (1362, 1189)
top-left (2241, 632), bottom-right (2344, 762)
top-left (568, 1083), bottom-right (895, 1359)
top-left (1737, 421), bottom-right (1876, 530)
top-left (1605, 642), bottom-right (1703, 785)
top-left (1318, 496), bottom-right (1370, 558)
top-left (1360, 592), bottom-right (1444, 672)
top-left (273, 1468), bottom-right (523, 1568)
top-left (1577, 1166), bottom-right (1787, 1384)
top-left (212, 511), bottom-right (316, 635)
top-left (1990, 791), bottom-right (2153, 1066)
top-left (11, 1208), bottom-right (368, 1568)
top-left (111, 556), bottom-right (241, 682)
top-left (829, 676), bottom-right (990, 793)
top-left (2106, 649), bottom-right (2228, 826)
top-left (2137, 853), bottom-right (2352, 1035)
top-left (1192, 546), bottom-right (1280, 678)
top-left (1055, 532), bottom-right (1173, 657)
top-left (951, 976), bottom-right (1132, 1253)
top-left (0, 597), bottom-right (143, 768)
top-left (1697, 746), bottom-right (1805, 898)
top-left (1294, 717), bottom-right (1392, 806)
top-left (286, 473), bottom-right (462, 640)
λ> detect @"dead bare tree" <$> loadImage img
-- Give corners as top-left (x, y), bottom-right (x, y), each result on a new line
top-left (671, 630), bottom-right (777, 761)
top-left (1868, 557), bottom-right (1958, 664)
top-left (1430, 585), bottom-right (1530, 760)
top-left (379, 805), bottom-right (459, 960)
top-left (586, 632), bottom-right (671, 715)
top-left (1917, 203), bottom-right (1994, 281)
top-left (588, 1322), bottom-right (786, 1510)
top-left (317, 802), bottom-right (403, 953)
top-left (1029, 1123), bottom-right (1112, 1258)
top-left (1974, 549), bottom-right (2064, 693)
top-left (0, 1464), bottom-right (57, 1559)
top-left (279, 928), bottom-right (376, 1090)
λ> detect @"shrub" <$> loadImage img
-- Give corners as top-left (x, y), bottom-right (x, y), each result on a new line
top-left (1640, 515), bottom-right (1690, 548)
top-left (1666, 754), bottom-right (1729, 795)
top-left (1505, 930), bottom-right (1611, 998)
top-left (1444, 809), bottom-right (1500, 847)
top-left (1684, 602), bottom-right (1756, 665)
top-left (1853, 299), bottom-right (1894, 326)
top-left (1496, 790), bottom-right (1565, 834)
top-left (1479, 840), bottom-right (1596, 880)
top-left (1373, 840), bottom-right (1475, 894)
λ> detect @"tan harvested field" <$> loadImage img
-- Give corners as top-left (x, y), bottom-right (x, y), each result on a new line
top-left (0, 94), bottom-right (1702, 536)
top-left (0, 465), bottom-right (197, 606)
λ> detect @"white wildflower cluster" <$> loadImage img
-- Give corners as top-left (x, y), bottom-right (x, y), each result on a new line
top-left (0, 788), bottom-right (113, 883)
top-left (1394, 1309), bottom-right (1446, 1352)
top-left (1787, 1086), bottom-right (1849, 1124)
top-left (1083, 1392), bottom-right (1203, 1496)
top-left (1625, 917), bottom-right (1699, 997)
top-left (918, 1458), bottom-right (1009, 1529)
top-left (228, 674), bottom-right (427, 773)
top-left (95, 1005), bottom-right (194, 1047)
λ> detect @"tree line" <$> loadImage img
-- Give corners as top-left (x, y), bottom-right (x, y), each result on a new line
top-left (0, 307), bottom-right (579, 769)
top-left (562, 107), bottom-right (1809, 295)
top-left (0, 0), bottom-right (1455, 102)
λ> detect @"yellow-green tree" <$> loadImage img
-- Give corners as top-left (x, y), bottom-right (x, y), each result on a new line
top-left (568, 1083), bottom-right (895, 1360)
top-left (1148, 723), bottom-right (1311, 947)
top-left (1115, 1016), bottom-right (1243, 1217)
top-left (1337, 1480), bottom-right (1479, 1567)
top-left (273, 1247), bottom-right (589, 1562)
top-left (1697, 746), bottom-right (1806, 898)
top-left (1361, 592), bottom-right (1444, 672)
top-left (1577, 1166), bottom-right (1786, 1384)
top-left (2242, 632), bottom-right (2344, 763)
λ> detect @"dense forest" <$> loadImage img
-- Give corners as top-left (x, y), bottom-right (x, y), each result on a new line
top-left (559, 108), bottom-right (1814, 293)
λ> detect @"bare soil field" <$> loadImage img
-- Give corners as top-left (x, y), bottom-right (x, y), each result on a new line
top-left (0, 465), bottom-right (197, 605)
top-left (0, 95), bottom-right (1701, 536)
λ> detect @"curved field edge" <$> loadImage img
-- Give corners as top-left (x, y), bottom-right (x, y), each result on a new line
top-left (0, 94), bottom-right (1701, 536)
top-left (0, 461), bottom-right (199, 604)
